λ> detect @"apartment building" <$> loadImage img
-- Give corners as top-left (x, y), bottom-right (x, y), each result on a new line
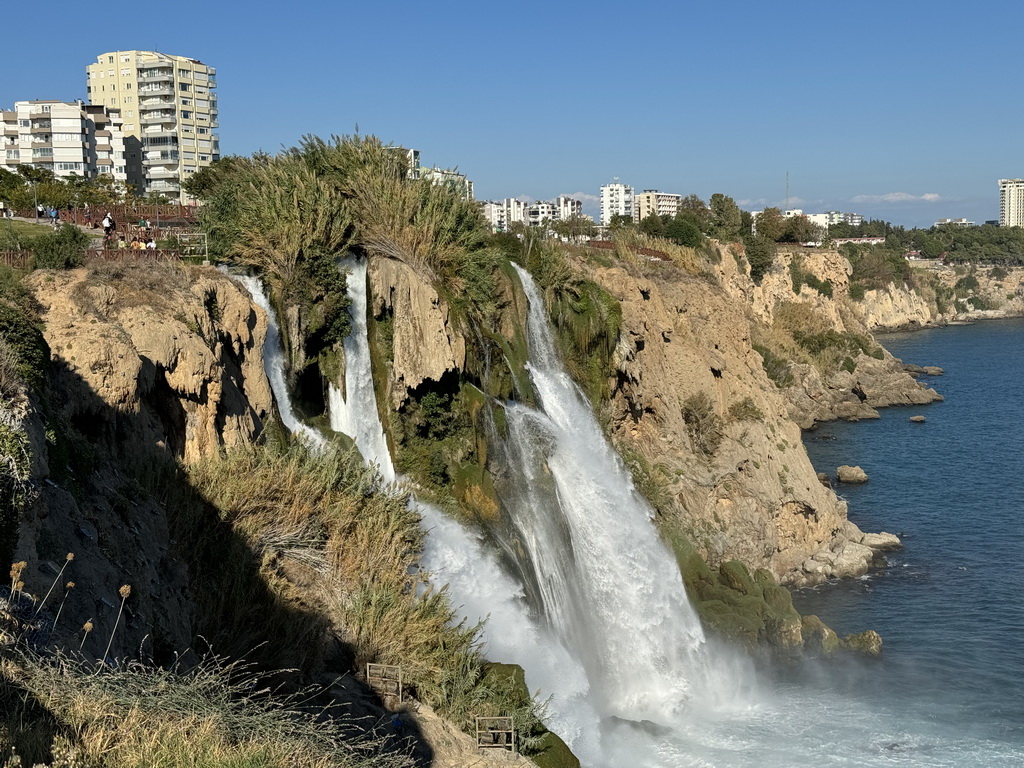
top-left (632, 190), bottom-right (682, 223)
top-left (526, 201), bottom-right (557, 226)
top-left (1, 100), bottom-right (127, 184)
top-left (555, 194), bottom-right (583, 221)
top-left (600, 181), bottom-right (633, 225)
top-left (86, 50), bottom-right (218, 202)
top-left (999, 179), bottom-right (1024, 228)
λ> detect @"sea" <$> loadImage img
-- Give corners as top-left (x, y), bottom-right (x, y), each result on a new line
top-left (789, 317), bottom-right (1024, 766)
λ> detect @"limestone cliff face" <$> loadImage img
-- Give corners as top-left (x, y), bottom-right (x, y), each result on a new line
top-left (367, 257), bottom-right (466, 408)
top-left (859, 283), bottom-right (937, 330)
top-left (8, 266), bottom-right (273, 662)
top-left (582, 263), bottom-right (886, 586)
top-left (26, 266), bottom-right (271, 463)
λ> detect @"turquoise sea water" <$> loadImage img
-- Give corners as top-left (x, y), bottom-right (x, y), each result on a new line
top-left (795, 317), bottom-right (1024, 759)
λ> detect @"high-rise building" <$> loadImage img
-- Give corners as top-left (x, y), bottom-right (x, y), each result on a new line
top-left (632, 190), bottom-right (682, 223)
top-left (999, 179), bottom-right (1024, 228)
top-left (1, 100), bottom-right (127, 185)
top-left (86, 50), bottom-right (218, 202)
top-left (555, 195), bottom-right (583, 221)
top-left (600, 180), bottom-right (633, 225)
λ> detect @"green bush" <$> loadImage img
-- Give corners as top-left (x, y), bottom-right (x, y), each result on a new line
top-left (728, 397), bottom-right (764, 422)
top-left (752, 343), bottom-right (793, 388)
top-left (848, 282), bottom-right (867, 301)
top-left (30, 224), bottom-right (89, 270)
top-left (744, 236), bottom-right (776, 284)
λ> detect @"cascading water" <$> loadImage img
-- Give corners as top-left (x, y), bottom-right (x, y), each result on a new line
top-left (233, 263), bottom-right (1024, 766)
top-left (326, 257), bottom-right (604, 762)
top-left (328, 258), bottom-right (396, 482)
top-left (506, 264), bottom-right (707, 723)
top-left (233, 274), bottom-right (327, 452)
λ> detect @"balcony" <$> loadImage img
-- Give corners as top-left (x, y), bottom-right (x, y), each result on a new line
top-left (143, 151), bottom-right (179, 165)
top-left (140, 96), bottom-right (174, 108)
top-left (140, 112), bottom-right (176, 126)
top-left (147, 166), bottom-right (179, 179)
top-left (138, 70), bottom-right (173, 83)
top-left (138, 84), bottom-right (174, 97)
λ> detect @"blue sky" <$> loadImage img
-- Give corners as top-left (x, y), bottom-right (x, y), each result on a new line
top-left (4, 0), bottom-right (1021, 227)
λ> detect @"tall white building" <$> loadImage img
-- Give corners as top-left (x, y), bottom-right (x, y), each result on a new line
top-left (86, 50), bottom-right (219, 202)
top-left (555, 195), bottom-right (583, 221)
top-left (1, 100), bottom-right (127, 185)
top-left (526, 201), bottom-right (557, 227)
top-left (999, 179), bottom-right (1024, 228)
top-left (600, 181), bottom-right (633, 225)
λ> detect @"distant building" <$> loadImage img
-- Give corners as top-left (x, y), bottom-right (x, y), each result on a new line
top-left (824, 210), bottom-right (864, 227)
top-left (420, 166), bottom-right (474, 200)
top-left (526, 201), bottom-right (557, 227)
top-left (480, 197), bottom-right (526, 232)
top-left (1, 100), bottom-right (127, 185)
top-left (934, 217), bottom-right (975, 227)
top-left (86, 50), bottom-right (218, 202)
top-left (555, 194), bottom-right (583, 221)
top-left (600, 180), bottom-right (633, 225)
top-left (632, 190), bottom-right (681, 223)
top-left (999, 179), bottom-right (1024, 227)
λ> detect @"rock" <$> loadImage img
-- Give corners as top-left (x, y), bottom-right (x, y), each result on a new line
top-left (922, 366), bottom-right (944, 376)
top-left (860, 532), bottom-right (902, 551)
top-left (830, 541), bottom-right (875, 578)
top-left (368, 257), bottom-right (465, 408)
top-left (837, 465), bottom-right (869, 483)
top-left (801, 615), bottom-right (841, 654)
top-left (843, 629), bottom-right (883, 656)
top-left (910, 415), bottom-right (926, 423)
top-left (816, 472), bottom-right (832, 488)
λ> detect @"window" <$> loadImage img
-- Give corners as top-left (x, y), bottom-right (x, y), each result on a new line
top-left (124, 96), bottom-right (132, 103)
top-left (107, 69), bottom-right (114, 77)
top-left (178, 69), bottom-right (190, 78)
top-left (108, 56), bottom-right (114, 63)
top-left (121, 68), bottom-right (130, 76)
top-left (181, 110), bottom-right (191, 119)
top-left (18, 120), bottom-right (28, 127)
top-left (199, 154), bottom-right (209, 162)
top-left (180, 98), bottom-right (191, 106)
top-left (198, 127), bottom-right (208, 134)
top-left (125, 83), bottom-right (131, 90)
top-left (41, 105), bottom-right (50, 113)
top-left (121, 54), bottom-right (130, 62)
top-left (179, 83), bottom-right (191, 91)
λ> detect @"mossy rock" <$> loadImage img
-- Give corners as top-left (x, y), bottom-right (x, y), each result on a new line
top-left (718, 560), bottom-right (758, 596)
top-left (697, 599), bottom-right (765, 648)
top-left (530, 730), bottom-right (581, 768)
top-left (453, 463), bottom-right (501, 523)
top-left (843, 629), bottom-right (883, 657)
top-left (801, 615), bottom-right (841, 655)
top-left (481, 662), bottom-right (529, 706)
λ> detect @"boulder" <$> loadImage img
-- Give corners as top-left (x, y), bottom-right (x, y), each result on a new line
top-left (802, 615), bottom-right (841, 655)
top-left (830, 541), bottom-right (875, 578)
top-left (843, 629), bottom-right (883, 657)
top-left (860, 532), bottom-right (902, 551)
top-left (837, 465), bottom-right (869, 483)
top-left (910, 415), bottom-right (926, 423)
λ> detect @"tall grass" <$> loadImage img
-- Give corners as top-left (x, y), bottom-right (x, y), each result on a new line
top-left (0, 651), bottom-right (414, 768)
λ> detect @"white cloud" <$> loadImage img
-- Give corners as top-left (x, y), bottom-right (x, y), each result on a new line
top-left (851, 192), bottom-right (942, 204)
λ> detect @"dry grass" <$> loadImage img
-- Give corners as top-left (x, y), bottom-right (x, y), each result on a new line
top-left (0, 652), bottom-right (414, 768)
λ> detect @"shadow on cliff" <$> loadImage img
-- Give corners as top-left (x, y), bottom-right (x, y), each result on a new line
top-left (13, 357), bottom-right (433, 765)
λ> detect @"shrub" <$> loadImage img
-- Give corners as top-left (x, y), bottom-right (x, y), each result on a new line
top-left (752, 343), bottom-right (793, 388)
top-left (30, 225), bottom-right (89, 270)
top-left (728, 397), bottom-right (764, 422)
top-left (744, 236), bottom-right (776, 285)
top-left (848, 282), bottom-right (867, 301)
top-left (682, 392), bottom-right (723, 457)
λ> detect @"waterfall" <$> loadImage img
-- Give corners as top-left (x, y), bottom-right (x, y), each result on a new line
top-left (508, 264), bottom-right (706, 723)
top-left (325, 256), bottom-right (604, 762)
top-left (328, 258), bottom-right (396, 482)
top-left (233, 274), bottom-right (327, 452)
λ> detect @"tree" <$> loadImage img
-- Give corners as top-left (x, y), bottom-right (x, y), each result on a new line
top-left (678, 194), bottom-right (711, 232)
top-left (779, 215), bottom-right (823, 244)
top-left (709, 193), bottom-right (741, 241)
top-left (609, 213), bottom-right (634, 231)
top-left (664, 215), bottom-right (702, 247)
top-left (754, 207), bottom-right (785, 241)
top-left (550, 215), bottom-right (595, 243)
top-left (744, 235), bottom-right (776, 284)
top-left (638, 213), bottom-right (665, 237)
